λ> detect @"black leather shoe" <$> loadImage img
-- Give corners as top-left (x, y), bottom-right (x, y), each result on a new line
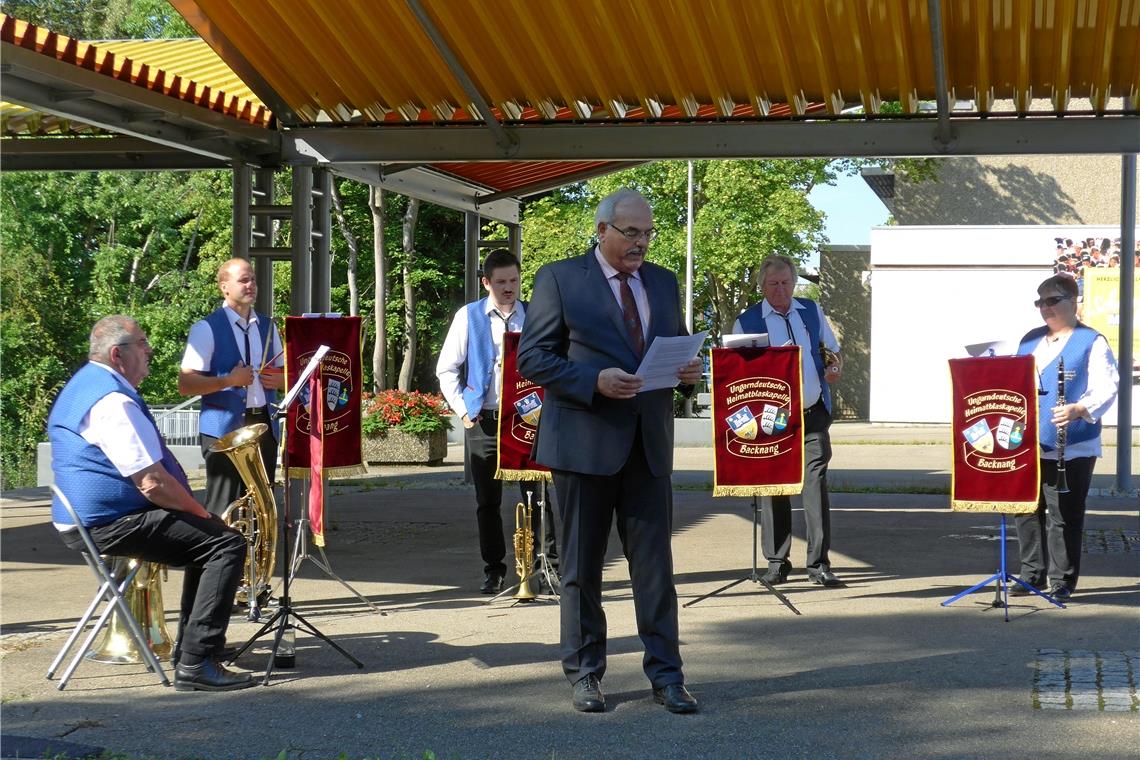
top-left (653, 683), bottom-right (699, 714)
top-left (761, 564), bottom-right (790, 585)
top-left (572, 674), bottom-right (605, 712)
top-left (480, 572), bottom-right (504, 595)
top-left (1048, 583), bottom-right (1072, 600)
top-left (1009, 579), bottom-right (1045, 597)
top-left (808, 569), bottom-right (842, 587)
top-left (174, 659), bottom-right (254, 692)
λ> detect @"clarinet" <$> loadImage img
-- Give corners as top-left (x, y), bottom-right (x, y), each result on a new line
top-left (1055, 357), bottom-right (1070, 494)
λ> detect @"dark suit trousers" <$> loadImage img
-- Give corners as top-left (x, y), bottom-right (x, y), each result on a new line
top-left (553, 426), bottom-right (683, 688)
top-left (1015, 456), bottom-right (1095, 589)
top-left (64, 509), bottom-right (246, 659)
top-left (761, 402), bottom-right (833, 572)
top-left (466, 414), bottom-right (558, 577)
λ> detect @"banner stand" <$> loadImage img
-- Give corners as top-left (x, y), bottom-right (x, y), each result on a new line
top-left (940, 514), bottom-right (1065, 621)
top-left (287, 474), bottom-right (382, 615)
top-left (683, 497), bottom-right (800, 615)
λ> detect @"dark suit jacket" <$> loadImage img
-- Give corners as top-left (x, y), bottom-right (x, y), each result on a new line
top-left (517, 248), bottom-right (690, 478)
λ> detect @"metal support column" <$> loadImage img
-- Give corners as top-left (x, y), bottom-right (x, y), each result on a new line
top-left (1117, 155), bottom-right (1135, 494)
top-left (251, 167), bottom-right (276, 316)
top-left (508, 222), bottom-right (522, 267)
top-left (233, 163), bottom-right (251, 260)
top-left (311, 167), bottom-right (332, 313)
top-left (464, 211), bottom-right (481, 303)
top-left (291, 168), bottom-right (313, 316)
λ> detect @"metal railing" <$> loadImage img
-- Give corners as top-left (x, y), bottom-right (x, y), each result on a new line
top-left (152, 396), bottom-right (201, 446)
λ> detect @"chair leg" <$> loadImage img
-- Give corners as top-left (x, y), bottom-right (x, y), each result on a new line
top-left (46, 578), bottom-right (113, 680)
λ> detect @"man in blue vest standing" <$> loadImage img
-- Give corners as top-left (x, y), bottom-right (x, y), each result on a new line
top-left (733, 254), bottom-right (844, 587)
top-left (49, 315), bottom-right (252, 691)
top-left (437, 249), bottom-right (557, 595)
top-left (179, 258), bottom-right (285, 519)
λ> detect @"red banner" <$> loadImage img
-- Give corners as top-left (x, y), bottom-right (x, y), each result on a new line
top-left (284, 316), bottom-right (365, 479)
top-left (307, 365), bottom-right (326, 546)
top-left (711, 346), bottom-right (804, 497)
top-left (496, 332), bottom-right (550, 481)
top-left (949, 356), bottom-right (1040, 513)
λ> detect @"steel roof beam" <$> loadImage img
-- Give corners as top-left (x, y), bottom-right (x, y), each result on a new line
top-left (0, 135), bottom-right (229, 170)
top-left (927, 0), bottom-right (952, 146)
top-left (285, 117), bottom-right (1140, 162)
top-left (403, 0), bottom-right (517, 156)
top-left (331, 163), bottom-right (520, 224)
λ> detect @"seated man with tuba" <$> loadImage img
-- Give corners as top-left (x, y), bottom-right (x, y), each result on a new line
top-left (48, 315), bottom-right (254, 692)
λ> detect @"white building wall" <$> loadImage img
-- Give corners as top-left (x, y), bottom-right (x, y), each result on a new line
top-left (868, 225), bottom-right (1134, 425)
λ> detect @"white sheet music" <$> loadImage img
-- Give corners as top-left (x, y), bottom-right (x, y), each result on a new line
top-left (634, 331), bottom-right (708, 392)
top-left (722, 332), bottom-right (769, 348)
top-left (280, 344), bottom-right (330, 409)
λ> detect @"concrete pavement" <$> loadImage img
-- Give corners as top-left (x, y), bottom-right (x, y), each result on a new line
top-left (1, 424), bottom-right (1137, 759)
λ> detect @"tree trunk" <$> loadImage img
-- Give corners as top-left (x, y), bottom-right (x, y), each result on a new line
top-left (397, 197), bottom-right (420, 391)
top-left (330, 179), bottom-right (360, 316)
top-left (368, 186), bottom-right (388, 392)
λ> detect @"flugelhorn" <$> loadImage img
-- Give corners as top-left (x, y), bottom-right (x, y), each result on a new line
top-left (211, 422), bottom-right (278, 620)
top-left (1055, 358), bottom-right (1070, 494)
top-left (512, 495), bottom-right (536, 602)
top-left (86, 557), bottom-right (173, 663)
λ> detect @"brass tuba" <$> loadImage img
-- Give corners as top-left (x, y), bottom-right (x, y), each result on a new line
top-left (211, 423), bottom-right (278, 619)
top-left (512, 498), bottom-right (536, 602)
top-left (86, 557), bottom-right (173, 663)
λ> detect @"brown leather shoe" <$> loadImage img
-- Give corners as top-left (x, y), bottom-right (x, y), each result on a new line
top-left (653, 683), bottom-right (698, 714)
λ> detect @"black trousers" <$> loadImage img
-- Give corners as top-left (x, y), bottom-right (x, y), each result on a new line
top-left (199, 407), bottom-right (279, 518)
top-left (553, 425), bottom-right (683, 689)
top-left (466, 413), bottom-right (558, 578)
top-left (63, 508), bottom-right (246, 659)
top-left (761, 401), bottom-right (833, 572)
top-left (1015, 456), bottom-right (1095, 590)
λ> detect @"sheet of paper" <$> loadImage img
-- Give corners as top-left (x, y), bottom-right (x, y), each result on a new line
top-left (280, 344), bottom-right (330, 410)
top-left (963, 339), bottom-right (1017, 358)
top-left (634, 331), bottom-right (708, 392)
top-left (722, 332), bottom-right (769, 348)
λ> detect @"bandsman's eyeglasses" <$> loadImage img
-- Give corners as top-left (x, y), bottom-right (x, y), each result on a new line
top-left (607, 223), bottom-right (658, 242)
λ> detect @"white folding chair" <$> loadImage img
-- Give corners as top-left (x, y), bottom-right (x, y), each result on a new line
top-left (46, 485), bottom-right (170, 690)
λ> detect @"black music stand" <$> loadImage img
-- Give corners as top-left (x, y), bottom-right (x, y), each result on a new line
top-left (489, 481), bottom-right (560, 606)
top-left (684, 496), bottom-right (800, 614)
top-left (228, 362), bottom-right (363, 683)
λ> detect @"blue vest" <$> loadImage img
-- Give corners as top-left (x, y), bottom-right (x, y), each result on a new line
top-left (198, 308), bottom-right (279, 441)
top-left (48, 363), bottom-right (187, 527)
top-left (1017, 323), bottom-right (1101, 452)
top-left (737, 297), bottom-right (831, 413)
top-left (459, 299), bottom-right (526, 419)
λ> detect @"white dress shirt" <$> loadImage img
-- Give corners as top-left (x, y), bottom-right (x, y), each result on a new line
top-left (732, 299), bottom-right (840, 407)
top-left (436, 299), bottom-right (526, 415)
top-left (594, 246), bottom-right (650, 341)
top-left (1029, 332), bottom-right (1119, 460)
top-left (181, 304), bottom-right (283, 408)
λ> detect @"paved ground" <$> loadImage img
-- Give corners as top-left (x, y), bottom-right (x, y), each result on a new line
top-left (2, 424), bottom-right (1137, 760)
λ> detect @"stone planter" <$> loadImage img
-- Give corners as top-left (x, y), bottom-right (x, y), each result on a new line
top-left (362, 428), bottom-right (447, 465)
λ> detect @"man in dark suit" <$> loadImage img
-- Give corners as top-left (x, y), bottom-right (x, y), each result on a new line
top-left (518, 189), bottom-right (703, 714)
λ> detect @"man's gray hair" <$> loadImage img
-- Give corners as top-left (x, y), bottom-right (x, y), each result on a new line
top-left (89, 315), bottom-right (139, 362)
top-left (595, 188), bottom-right (649, 226)
top-left (758, 254), bottom-right (798, 284)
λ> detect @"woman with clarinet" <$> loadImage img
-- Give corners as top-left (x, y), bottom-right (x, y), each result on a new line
top-left (1013, 274), bottom-right (1119, 600)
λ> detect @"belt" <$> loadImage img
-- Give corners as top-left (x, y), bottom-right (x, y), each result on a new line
top-left (245, 406), bottom-right (269, 417)
top-left (480, 409), bottom-right (499, 421)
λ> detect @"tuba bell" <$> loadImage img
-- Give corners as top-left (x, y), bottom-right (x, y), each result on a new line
top-left (86, 557), bottom-right (173, 663)
top-left (512, 497), bottom-right (536, 602)
top-left (210, 422), bottom-right (278, 620)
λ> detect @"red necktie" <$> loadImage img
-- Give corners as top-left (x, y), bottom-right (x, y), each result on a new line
top-left (616, 272), bottom-right (645, 358)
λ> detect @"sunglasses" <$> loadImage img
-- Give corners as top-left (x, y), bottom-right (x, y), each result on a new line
top-left (1034, 295), bottom-right (1070, 308)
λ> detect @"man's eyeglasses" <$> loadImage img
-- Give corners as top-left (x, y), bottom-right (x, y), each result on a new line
top-left (607, 223), bottom-right (657, 242)
top-left (1034, 295), bottom-right (1070, 308)
top-left (114, 336), bottom-right (150, 348)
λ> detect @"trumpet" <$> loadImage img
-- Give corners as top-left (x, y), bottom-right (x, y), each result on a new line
top-left (512, 495), bottom-right (536, 602)
top-left (211, 423), bottom-right (278, 620)
top-left (1055, 358), bottom-right (1070, 494)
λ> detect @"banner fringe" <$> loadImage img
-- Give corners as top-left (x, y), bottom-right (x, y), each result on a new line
top-left (288, 464), bottom-right (368, 479)
top-left (950, 499), bottom-right (1038, 514)
top-left (714, 484), bottom-right (802, 497)
top-left (495, 468), bottom-right (552, 482)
